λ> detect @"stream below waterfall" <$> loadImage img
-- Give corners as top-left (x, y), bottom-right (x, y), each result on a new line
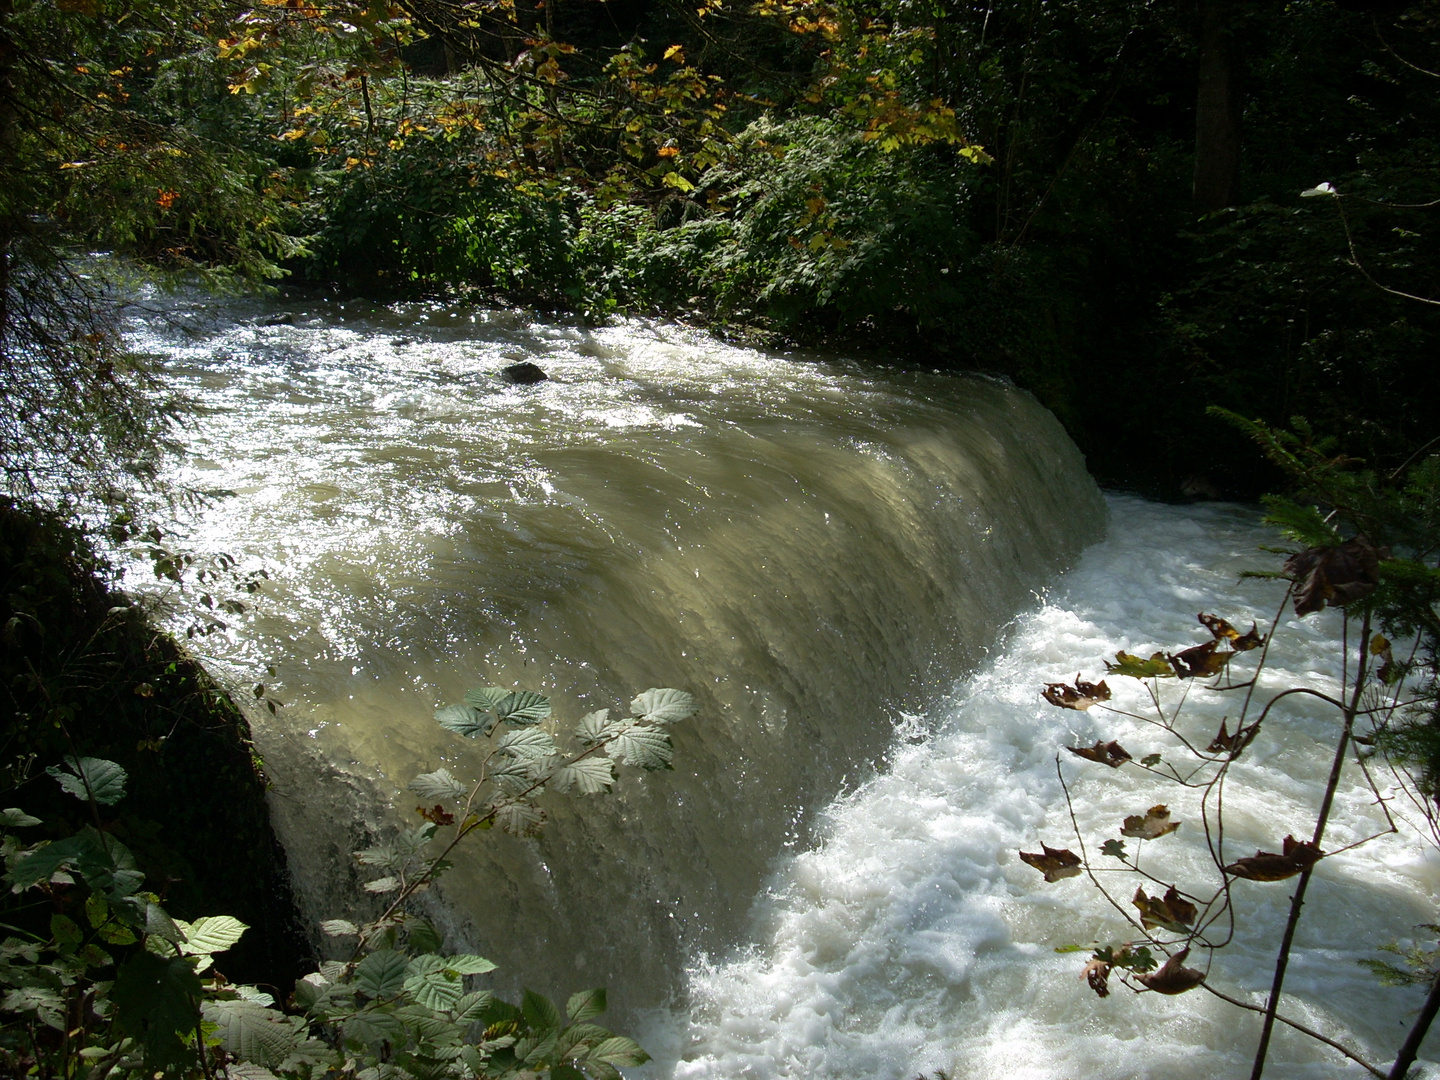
top-left (123, 290), bottom-right (1439, 1079)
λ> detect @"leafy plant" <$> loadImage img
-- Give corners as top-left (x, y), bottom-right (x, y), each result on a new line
top-left (1021, 417), bottom-right (1440, 1079)
top-left (0, 683), bottom-right (695, 1079)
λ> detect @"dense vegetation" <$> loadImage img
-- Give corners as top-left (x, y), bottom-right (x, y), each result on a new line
top-left (4, 0), bottom-right (1440, 496)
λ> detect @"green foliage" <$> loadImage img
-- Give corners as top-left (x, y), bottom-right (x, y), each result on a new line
top-left (0, 684), bottom-right (695, 1078)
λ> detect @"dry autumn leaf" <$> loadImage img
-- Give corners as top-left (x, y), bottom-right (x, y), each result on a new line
top-left (1199, 612), bottom-right (1265, 651)
top-left (1133, 885), bottom-right (1198, 933)
top-left (1168, 639), bottom-right (1234, 679)
top-left (1120, 804), bottom-right (1180, 840)
top-left (1081, 956), bottom-right (1111, 998)
top-left (1284, 535), bottom-right (1389, 617)
top-left (1066, 739), bottom-right (1132, 768)
top-left (1135, 946), bottom-right (1205, 995)
top-left (1019, 844), bottom-right (1083, 882)
top-left (1041, 677), bottom-right (1112, 711)
top-left (1224, 835), bottom-right (1323, 881)
top-left (1206, 717), bottom-right (1259, 756)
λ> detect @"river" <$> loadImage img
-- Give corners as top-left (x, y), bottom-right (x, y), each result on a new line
top-left (124, 290), bottom-right (1438, 1078)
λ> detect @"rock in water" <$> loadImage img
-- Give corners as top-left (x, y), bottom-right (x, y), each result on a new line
top-left (501, 362), bottom-right (548, 385)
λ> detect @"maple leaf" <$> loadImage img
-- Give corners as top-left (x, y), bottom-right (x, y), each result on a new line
top-left (1066, 740), bottom-right (1132, 768)
top-left (1199, 613), bottom-right (1265, 651)
top-left (1042, 677), bottom-right (1112, 711)
top-left (1105, 651), bottom-right (1174, 679)
top-left (1019, 844), bottom-right (1082, 883)
top-left (1135, 947), bottom-right (1205, 995)
top-left (417, 804), bottom-right (455, 826)
top-left (1120, 805), bottom-right (1180, 840)
top-left (1284, 535), bottom-right (1389, 617)
top-left (1224, 835), bottom-right (1323, 881)
top-left (1168, 640), bottom-right (1234, 679)
top-left (1206, 718), bottom-right (1259, 757)
top-left (1132, 886), bottom-right (1198, 933)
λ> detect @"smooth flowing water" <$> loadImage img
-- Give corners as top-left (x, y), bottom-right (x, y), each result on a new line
top-left (124, 291), bottom-right (1103, 1016)
top-left (124, 293), bottom-right (1439, 1078)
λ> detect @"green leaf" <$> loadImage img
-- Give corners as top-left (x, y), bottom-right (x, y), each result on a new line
top-left (176, 915), bottom-right (247, 957)
top-left (409, 768), bottom-right (466, 803)
top-left (1100, 838), bottom-right (1127, 860)
top-left (320, 919), bottom-right (359, 938)
top-left (404, 953), bottom-right (465, 1011)
top-left (343, 1006), bottom-right (406, 1048)
top-left (51, 913), bottom-right (83, 953)
top-left (495, 691), bottom-right (552, 726)
top-left (47, 756), bottom-right (128, 805)
top-left (405, 916), bottom-right (443, 954)
top-left (586, 1035), bottom-right (650, 1067)
top-left (453, 990), bottom-right (495, 1023)
top-left (113, 951), bottom-right (203, 1067)
top-left (200, 998), bottom-right (302, 1068)
top-left (145, 901), bottom-right (185, 944)
top-left (354, 949), bottom-right (409, 999)
top-left (567, 988), bottom-right (606, 1023)
top-left (85, 893), bottom-right (109, 929)
top-left (606, 725), bottom-right (673, 770)
top-left (435, 704), bottom-right (488, 738)
top-left (629, 688), bottom-right (696, 724)
top-left (522, 988), bottom-right (562, 1034)
top-left (1104, 651), bottom-right (1175, 679)
top-left (362, 876), bottom-right (401, 894)
top-left (552, 1064), bottom-right (587, 1080)
top-left (1141, 753), bottom-right (1163, 767)
top-left (1, 808), bottom-right (41, 828)
top-left (464, 687), bottom-right (510, 713)
top-left (550, 756), bottom-right (614, 795)
top-left (443, 954), bottom-right (497, 975)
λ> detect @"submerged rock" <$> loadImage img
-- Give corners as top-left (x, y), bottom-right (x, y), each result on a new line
top-left (500, 361), bottom-right (548, 385)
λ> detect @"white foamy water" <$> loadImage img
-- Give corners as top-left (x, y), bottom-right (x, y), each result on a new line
top-left (647, 495), bottom-right (1440, 1080)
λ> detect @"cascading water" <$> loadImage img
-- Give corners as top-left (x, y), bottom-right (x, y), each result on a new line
top-left (124, 291), bottom-right (1103, 1019)
top-left (644, 497), bottom-right (1440, 1079)
top-left (124, 293), bottom-right (1438, 1077)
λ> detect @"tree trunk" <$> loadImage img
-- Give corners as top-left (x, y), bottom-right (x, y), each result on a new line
top-left (1193, 0), bottom-right (1242, 213)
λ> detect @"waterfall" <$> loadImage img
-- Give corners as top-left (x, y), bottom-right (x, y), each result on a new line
top-left (127, 292), bottom-right (1104, 1019)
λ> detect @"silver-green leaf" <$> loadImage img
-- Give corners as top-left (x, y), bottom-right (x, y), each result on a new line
top-left (408, 768), bottom-right (466, 803)
top-left (497, 728), bottom-right (557, 759)
top-left (435, 704), bottom-right (488, 738)
top-left (629, 688), bottom-right (697, 725)
top-left (494, 691), bottom-right (552, 726)
top-left (574, 709), bottom-right (612, 745)
top-left (606, 725), bottom-right (673, 770)
top-left (549, 756), bottom-right (614, 795)
top-left (463, 686), bottom-right (510, 712)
